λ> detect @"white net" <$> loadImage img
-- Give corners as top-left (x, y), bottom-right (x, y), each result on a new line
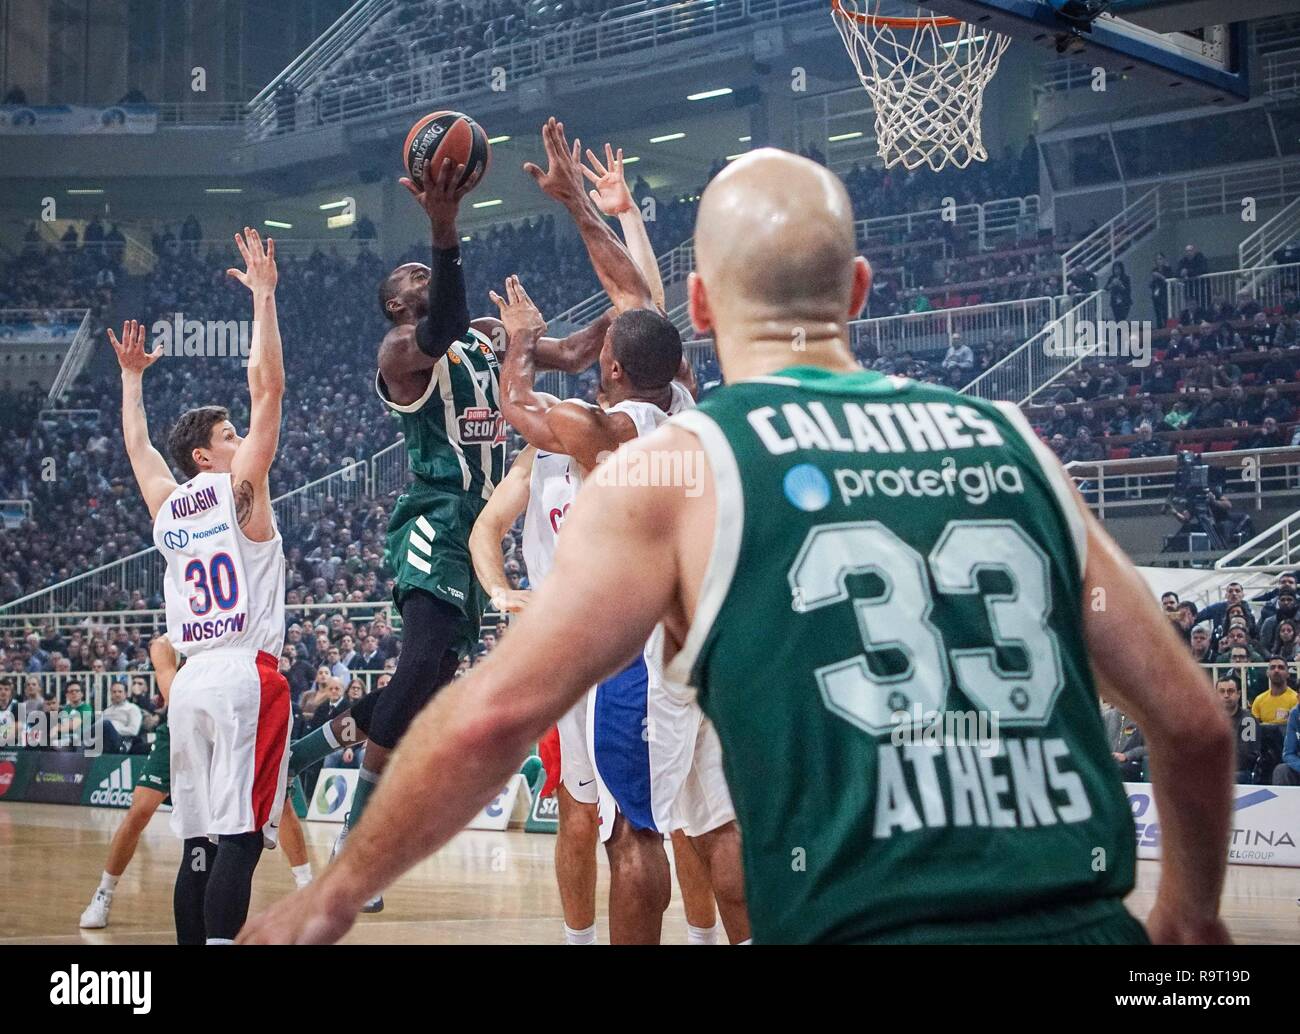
top-left (831, 0), bottom-right (1011, 172)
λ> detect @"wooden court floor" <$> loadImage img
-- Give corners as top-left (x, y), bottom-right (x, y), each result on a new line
top-left (1, 801), bottom-right (1296, 944)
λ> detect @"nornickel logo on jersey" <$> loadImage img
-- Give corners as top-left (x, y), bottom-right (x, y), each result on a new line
top-left (162, 530), bottom-right (189, 550)
top-left (191, 522), bottom-right (230, 541)
top-left (50, 965), bottom-right (151, 1014)
top-left (459, 407), bottom-right (505, 445)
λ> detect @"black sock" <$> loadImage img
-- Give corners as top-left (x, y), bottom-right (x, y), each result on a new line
top-left (174, 837), bottom-right (216, 945)
top-left (204, 831), bottom-right (264, 941)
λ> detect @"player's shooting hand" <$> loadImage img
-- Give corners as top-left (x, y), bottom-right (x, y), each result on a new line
top-left (107, 319), bottom-right (164, 376)
top-left (523, 117), bottom-right (587, 209)
top-left (489, 276), bottom-right (548, 344)
top-left (582, 143), bottom-right (635, 216)
top-left (400, 157), bottom-right (478, 232)
top-left (226, 227), bottom-right (278, 293)
top-left (236, 876), bottom-right (358, 945)
top-left (491, 588), bottom-right (534, 614)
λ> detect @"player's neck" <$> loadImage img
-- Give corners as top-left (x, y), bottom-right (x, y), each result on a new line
top-left (717, 331), bottom-right (860, 383)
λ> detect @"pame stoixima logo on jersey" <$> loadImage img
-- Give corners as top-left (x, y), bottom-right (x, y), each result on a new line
top-left (459, 407), bottom-right (505, 445)
top-left (90, 757), bottom-right (133, 807)
top-left (162, 530), bottom-right (189, 550)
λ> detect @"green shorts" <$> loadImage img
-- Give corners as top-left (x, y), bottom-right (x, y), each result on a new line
top-left (864, 898), bottom-right (1149, 945)
top-left (384, 482), bottom-right (486, 652)
top-left (134, 723), bottom-right (170, 797)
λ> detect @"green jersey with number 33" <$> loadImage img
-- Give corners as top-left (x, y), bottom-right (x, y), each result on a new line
top-left (667, 366), bottom-right (1136, 944)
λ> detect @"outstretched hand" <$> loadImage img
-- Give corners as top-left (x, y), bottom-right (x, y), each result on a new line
top-left (107, 319), bottom-right (164, 375)
top-left (489, 275), bottom-right (548, 344)
top-left (400, 156), bottom-right (480, 240)
top-left (227, 227), bottom-right (277, 293)
top-left (523, 117), bottom-right (588, 209)
top-left (582, 143), bottom-right (635, 217)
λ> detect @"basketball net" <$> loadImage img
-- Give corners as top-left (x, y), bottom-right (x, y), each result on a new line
top-left (831, 0), bottom-right (1011, 172)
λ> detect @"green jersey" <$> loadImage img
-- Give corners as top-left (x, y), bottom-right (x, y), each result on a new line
top-left (378, 327), bottom-right (505, 626)
top-left (668, 366), bottom-right (1137, 944)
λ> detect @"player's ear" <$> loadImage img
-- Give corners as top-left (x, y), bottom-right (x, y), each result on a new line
top-left (849, 256), bottom-right (872, 320)
top-left (687, 271), bottom-right (713, 336)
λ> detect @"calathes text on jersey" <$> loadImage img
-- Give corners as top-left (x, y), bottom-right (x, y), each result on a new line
top-left (748, 401), bottom-right (1004, 456)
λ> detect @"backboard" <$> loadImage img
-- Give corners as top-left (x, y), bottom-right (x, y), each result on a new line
top-left (912, 0), bottom-right (1253, 103)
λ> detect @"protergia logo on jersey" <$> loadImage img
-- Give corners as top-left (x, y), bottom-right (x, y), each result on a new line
top-left (50, 965), bottom-right (151, 1014)
top-left (835, 458), bottom-right (1025, 507)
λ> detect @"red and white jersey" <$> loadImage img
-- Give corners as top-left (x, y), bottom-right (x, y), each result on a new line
top-left (520, 448), bottom-right (577, 588)
top-left (153, 472), bottom-right (286, 657)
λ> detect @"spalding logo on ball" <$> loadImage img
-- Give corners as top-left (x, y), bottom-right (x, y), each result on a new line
top-left (403, 111), bottom-right (491, 191)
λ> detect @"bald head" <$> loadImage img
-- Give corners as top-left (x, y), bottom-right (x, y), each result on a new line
top-left (693, 149), bottom-right (862, 325)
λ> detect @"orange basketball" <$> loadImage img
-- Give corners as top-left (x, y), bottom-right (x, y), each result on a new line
top-left (402, 110), bottom-right (491, 191)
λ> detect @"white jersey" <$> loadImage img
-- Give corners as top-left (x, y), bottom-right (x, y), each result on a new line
top-left (520, 448), bottom-right (577, 589)
top-left (154, 472), bottom-right (286, 657)
top-left (521, 381), bottom-right (694, 585)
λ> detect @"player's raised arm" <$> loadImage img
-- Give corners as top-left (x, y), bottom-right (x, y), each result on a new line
top-left (468, 446), bottom-right (536, 614)
top-left (492, 276), bottom-right (634, 469)
top-left (227, 228), bottom-right (283, 542)
top-left (400, 156), bottom-right (478, 364)
top-left (237, 428), bottom-right (692, 944)
top-left (525, 117), bottom-right (655, 314)
top-left (1074, 485), bottom-right (1234, 944)
top-left (108, 319), bottom-right (176, 518)
top-left (583, 143), bottom-right (665, 311)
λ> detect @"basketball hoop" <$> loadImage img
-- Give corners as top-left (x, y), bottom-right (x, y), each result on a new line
top-left (830, 0), bottom-right (1011, 172)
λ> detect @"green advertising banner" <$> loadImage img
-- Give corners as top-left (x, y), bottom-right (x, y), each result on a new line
top-left (82, 754), bottom-right (138, 809)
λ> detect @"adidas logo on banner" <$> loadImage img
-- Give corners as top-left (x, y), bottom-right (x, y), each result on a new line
top-left (90, 758), bottom-right (133, 807)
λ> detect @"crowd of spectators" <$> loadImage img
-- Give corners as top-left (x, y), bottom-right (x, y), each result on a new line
top-left (1106, 576), bottom-right (1300, 787)
top-left (295, 0), bottom-right (748, 129)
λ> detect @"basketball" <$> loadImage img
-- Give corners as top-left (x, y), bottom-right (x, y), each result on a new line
top-left (402, 110), bottom-right (491, 191)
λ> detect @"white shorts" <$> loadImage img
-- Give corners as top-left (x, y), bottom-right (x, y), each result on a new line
top-left (672, 717), bottom-right (735, 838)
top-left (557, 688), bottom-right (598, 806)
top-left (587, 650), bottom-right (703, 845)
top-left (168, 648), bottom-right (291, 846)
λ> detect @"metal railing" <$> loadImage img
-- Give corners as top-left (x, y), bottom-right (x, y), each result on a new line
top-left (0, 599), bottom-right (400, 640)
top-left (1059, 188), bottom-right (1159, 288)
top-left (1262, 47), bottom-right (1300, 96)
top-left (1166, 262), bottom-right (1300, 324)
top-left (851, 296), bottom-right (1063, 360)
top-left (1157, 158), bottom-right (1300, 222)
top-left (552, 237), bottom-right (694, 329)
top-left (1064, 448), bottom-right (1300, 522)
top-left (368, 438), bottom-right (409, 500)
top-left (1239, 197), bottom-right (1300, 271)
top-left (1217, 505), bottom-right (1300, 570)
top-left (249, 0), bottom-right (396, 117)
top-left (0, 308), bottom-right (87, 342)
top-left (246, 0), bottom-right (826, 139)
top-left (154, 237), bottom-right (380, 262)
top-left (550, 196), bottom-right (1038, 331)
top-left (1, 457), bottom-right (379, 614)
top-left (149, 101), bottom-right (248, 127)
top-left (45, 310), bottom-right (94, 403)
top-left (960, 292), bottom-right (1103, 405)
